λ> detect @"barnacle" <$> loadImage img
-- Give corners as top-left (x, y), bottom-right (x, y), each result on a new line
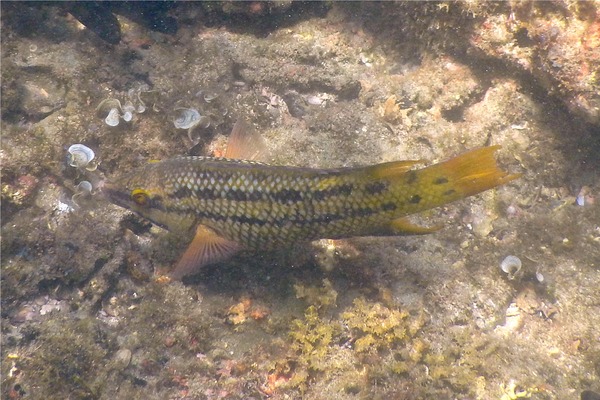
top-left (500, 255), bottom-right (522, 280)
top-left (67, 144), bottom-right (97, 171)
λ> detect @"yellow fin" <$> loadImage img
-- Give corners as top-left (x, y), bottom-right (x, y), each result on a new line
top-left (390, 217), bottom-right (443, 235)
top-left (431, 146), bottom-right (521, 198)
top-left (225, 119), bottom-right (268, 161)
top-left (169, 225), bottom-right (241, 280)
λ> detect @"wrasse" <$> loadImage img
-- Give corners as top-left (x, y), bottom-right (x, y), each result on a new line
top-left (104, 121), bottom-right (520, 280)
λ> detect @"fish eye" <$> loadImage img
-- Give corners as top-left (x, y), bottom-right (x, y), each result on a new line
top-left (131, 189), bottom-right (149, 206)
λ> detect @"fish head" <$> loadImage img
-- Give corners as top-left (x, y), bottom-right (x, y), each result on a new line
top-left (103, 161), bottom-right (196, 233)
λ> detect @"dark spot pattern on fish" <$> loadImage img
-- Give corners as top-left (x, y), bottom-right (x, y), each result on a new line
top-left (434, 177), bottom-right (448, 185)
top-left (173, 186), bottom-right (195, 199)
top-left (409, 194), bottom-right (421, 204)
top-left (382, 202), bottom-right (397, 211)
top-left (443, 189), bottom-right (457, 196)
top-left (234, 215), bottom-right (268, 226)
top-left (364, 181), bottom-right (388, 195)
top-left (313, 183), bottom-right (354, 201)
top-left (224, 189), bottom-right (263, 201)
top-left (406, 170), bottom-right (418, 184)
top-left (165, 202), bottom-right (387, 228)
top-left (270, 188), bottom-right (304, 203)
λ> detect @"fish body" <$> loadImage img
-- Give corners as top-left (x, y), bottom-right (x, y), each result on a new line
top-left (104, 123), bottom-right (520, 279)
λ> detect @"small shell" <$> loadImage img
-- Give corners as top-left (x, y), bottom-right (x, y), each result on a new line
top-left (72, 180), bottom-right (93, 207)
top-left (535, 270), bottom-right (544, 283)
top-left (105, 108), bottom-right (121, 126)
top-left (68, 144), bottom-right (95, 169)
top-left (173, 108), bottom-right (202, 129)
top-left (96, 98), bottom-right (122, 115)
top-left (76, 180), bottom-right (93, 194)
top-left (500, 255), bottom-right (522, 280)
top-left (122, 102), bottom-right (136, 113)
top-left (121, 103), bottom-right (135, 122)
top-left (187, 116), bottom-right (210, 144)
top-left (203, 92), bottom-right (218, 103)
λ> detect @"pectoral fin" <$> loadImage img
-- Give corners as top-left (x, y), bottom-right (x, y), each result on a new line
top-left (390, 217), bottom-right (443, 235)
top-left (169, 225), bottom-right (241, 280)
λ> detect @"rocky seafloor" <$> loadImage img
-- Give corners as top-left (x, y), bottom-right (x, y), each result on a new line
top-left (1, 2), bottom-right (599, 399)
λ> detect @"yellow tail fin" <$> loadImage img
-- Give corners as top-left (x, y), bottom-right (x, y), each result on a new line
top-left (375, 146), bottom-right (521, 235)
top-left (427, 145), bottom-right (521, 198)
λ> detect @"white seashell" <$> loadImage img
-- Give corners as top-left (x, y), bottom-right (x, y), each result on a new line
top-left (535, 270), bottom-right (544, 283)
top-left (500, 255), bottom-right (522, 280)
top-left (105, 108), bottom-right (120, 126)
top-left (173, 108), bottom-right (201, 129)
top-left (76, 180), bottom-right (93, 193)
top-left (68, 144), bottom-right (95, 168)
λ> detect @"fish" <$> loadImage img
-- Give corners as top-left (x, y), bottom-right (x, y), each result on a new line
top-left (103, 120), bottom-right (521, 280)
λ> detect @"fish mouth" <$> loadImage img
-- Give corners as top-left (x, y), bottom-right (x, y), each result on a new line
top-left (101, 182), bottom-right (132, 210)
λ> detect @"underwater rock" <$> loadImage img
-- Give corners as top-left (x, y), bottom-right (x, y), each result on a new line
top-left (1, 66), bottom-right (66, 122)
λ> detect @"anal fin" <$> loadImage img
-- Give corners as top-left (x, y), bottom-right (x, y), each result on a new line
top-left (169, 225), bottom-right (241, 280)
top-left (390, 217), bottom-right (443, 235)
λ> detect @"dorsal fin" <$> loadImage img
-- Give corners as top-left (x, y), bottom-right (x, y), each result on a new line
top-left (225, 119), bottom-right (268, 161)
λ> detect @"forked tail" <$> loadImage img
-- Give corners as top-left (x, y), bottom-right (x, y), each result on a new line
top-left (364, 146), bottom-right (521, 235)
top-left (427, 145), bottom-right (521, 199)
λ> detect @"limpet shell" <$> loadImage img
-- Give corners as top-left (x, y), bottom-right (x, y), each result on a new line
top-left (173, 108), bottom-right (202, 129)
top-left (68, 144), bottom-right (96, 170)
